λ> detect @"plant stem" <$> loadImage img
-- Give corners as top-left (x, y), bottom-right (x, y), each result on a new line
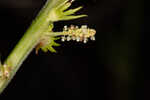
top-left (0, 0), bottom-right (86, 94)
top-left (0, 0), bottom-right (55, 94)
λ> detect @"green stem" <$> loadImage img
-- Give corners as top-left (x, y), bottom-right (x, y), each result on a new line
top-left (0, 0), bottom-right (55, 94)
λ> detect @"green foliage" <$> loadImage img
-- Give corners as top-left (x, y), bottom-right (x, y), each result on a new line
top-left (47, 0), bottom-right (87, 22)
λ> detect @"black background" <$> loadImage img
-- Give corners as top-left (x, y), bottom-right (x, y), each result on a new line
top-left (0, 0), bottom-right (146, 100)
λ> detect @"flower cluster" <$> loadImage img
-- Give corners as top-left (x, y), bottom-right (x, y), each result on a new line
top-left (61, 25), bottom-right (96, 43)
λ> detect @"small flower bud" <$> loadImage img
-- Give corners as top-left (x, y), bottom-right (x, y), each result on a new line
top-left (81, 25), bottom-right (88, 34)
top-left (70, 25), bottom-right (75, 30)
top-left (90, 36), bottom-right (95, 41)
top-left (76, 37), bottom-right (80, 42)
top-left (72, 36), bottom-right (76, 40)
top-left (83, 38), bottom-right (88, 43)
top-left (81, 25), bottom-right (88, 29)
top-left (61, 36), bottom-right (66, 42)
top-left (67, 36), bottom-right (71, 41)
top-left (75, 26), bottom-right (79, 29)
top-left (64, 26), bottom-right (68, 31)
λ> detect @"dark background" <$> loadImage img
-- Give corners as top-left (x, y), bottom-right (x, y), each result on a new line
top-left (0, 0), bottom-right (146, 100)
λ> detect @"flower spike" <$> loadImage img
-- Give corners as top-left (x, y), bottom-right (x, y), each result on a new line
top-left (61, 25), bottom-right (96, 43)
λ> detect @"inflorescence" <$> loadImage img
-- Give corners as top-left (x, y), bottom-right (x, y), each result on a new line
top-left (61, 25), bottom-right (96, 43)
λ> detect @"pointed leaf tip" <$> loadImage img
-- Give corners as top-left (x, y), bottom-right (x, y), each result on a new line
top-left (62, 14), bottom-right (87, 21)
top-left (64, 6), bottom-right (83, 16)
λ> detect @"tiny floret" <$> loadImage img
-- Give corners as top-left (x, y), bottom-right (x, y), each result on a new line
top-left (61, 36), bottom-right (66, 42)
top-left (67, 36), bottom-right (71, 41)
top-left (64, 26), bottom-right (68, 31)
